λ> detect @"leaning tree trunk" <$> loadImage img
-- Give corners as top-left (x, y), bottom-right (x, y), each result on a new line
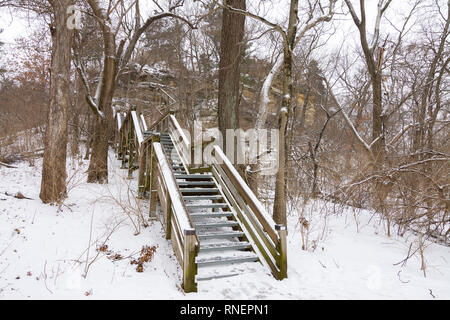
top-left (40, 0), bottom-right (74, 203)
top-left (218, 0), bottom-right (246, 148)
top-left (87, 29), bottom-right (117, 183)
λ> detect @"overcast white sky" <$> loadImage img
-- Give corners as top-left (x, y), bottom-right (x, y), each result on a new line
top-left (0, 0), bottom-right (440, 63)
top-left (0, 7), bottom-right (30, 45)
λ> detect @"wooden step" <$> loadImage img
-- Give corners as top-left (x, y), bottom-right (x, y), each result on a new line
top-left (197, 231), bottom-right (244, 240)
top-left (190, 212), bottom-right (233, 218)
top-left (196, 254), bottom-right (258, 267)
top-left (199, 242), bottom-right (252, 252)
top-left (182, 195), bottom-right (224, 201)
top-left (186, 203), bottom-right (229, 210)
top-left (178, 181), bottom-right (215, 187)
top-left (175, 174), bottom-right (213, 180)
top-left (180, 188), bottom-right (219, 194)
top-left (194, 221), bottom-right (239, 229)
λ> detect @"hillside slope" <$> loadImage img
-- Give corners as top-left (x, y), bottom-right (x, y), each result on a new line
top-left (0, 153), bottom-right (449, 299)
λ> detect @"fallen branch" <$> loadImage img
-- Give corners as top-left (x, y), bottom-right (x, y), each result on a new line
top-left (1, 148), bottom-right (44, 165)
top-left (0, 161), bottom-right (17, 168)
top-left (4, 191), bottom-right (33, 200)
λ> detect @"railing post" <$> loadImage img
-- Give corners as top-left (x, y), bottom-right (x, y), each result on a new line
top-left (128, 119), bottom-right (134, 179)
top-left (120, 123), bottom-right (128, 169)
top-left (118, 130), bottom-right (124, 160)
top-left (275, 224), bottom-right (287, 280)
top-left (148, 137), bottom-right (159, 220)
top-left (144, 145), bottom-right (152, 194)
top-left (137, 144), bottom-right (146, 199)
top-left (165, 196), bottom-right (172, 239)
top-left (183, 228), bottom-right (198, 293)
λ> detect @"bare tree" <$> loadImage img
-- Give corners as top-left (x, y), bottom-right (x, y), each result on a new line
top-left (221, 0), bottom-right (336, 225)
top-left (39, 0), bottom-right (74, 203)
top-left (74, 0), bottom-right (196, 183)
top-left (343, 0), bottom-right (392, 166)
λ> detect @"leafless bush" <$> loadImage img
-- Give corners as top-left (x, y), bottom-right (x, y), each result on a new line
top-left (99, 167), bottom-right (149, 236)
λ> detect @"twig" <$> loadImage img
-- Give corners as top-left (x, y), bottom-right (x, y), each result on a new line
top-left (428, 289), bottom-right (436, 299)
top-left (43, 261), bottom-right (53, 294)
top-left (83, 205), bottom-right (96, 278)
top-left (318, 260), bottom-right (327, 269)
top-left (393, 243), bottom-right (417, 267)
top-left (0, 161), bottom-right (17, 168)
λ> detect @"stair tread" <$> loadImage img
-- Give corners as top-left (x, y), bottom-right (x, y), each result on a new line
top-left (198, 231), bottom-right (244, 240)
top-left (199, 241), bottom-right (251, 251)
top-left (195, 221), bottom-right (239, 228)
top-left (186, 203), bottom-right (228, 208)
top-left (190, 212), bottom-right (233, 218)
top-left (178, 181), bottom-right (215, 186)
top-left (181, 188), bottom-right (219, 193)
top-left (183, 195), bottom-right (224, 201)
top-left (175, 174), bottom-right (213, 180)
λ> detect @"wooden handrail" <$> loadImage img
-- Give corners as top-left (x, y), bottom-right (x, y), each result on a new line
top-left (147, 109), bottom-right (171, 132)
top-left (153, 143), bottom-right (194, 234)
top-left (168, 115), bottom-right (191, 167)
top-left (213, 146), bottom-right (279, 243)
top-left (131, 111), bottom-right (144, 146)
top-left (152, 141), bottom-right (198, 292)
top-left (211, 145), bottom-right (287, 279)
top-left (140, 114), bottom-right (148, 131)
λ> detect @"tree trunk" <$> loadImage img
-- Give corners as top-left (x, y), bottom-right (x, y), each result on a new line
top-left (71, 78), bottom-right (81, 157)
top-left (272, 0), bottom-right (298, 226)
top-left (218, 0), bottom-right (246, 148)
top-left (371, 48), bottom-right (385, 165)
top-left (84, 112), bottom-right (92, 160)
top-left (87, 29), bottom-right (117, 183)
top-left (40, 0), bottom-right (74, 203)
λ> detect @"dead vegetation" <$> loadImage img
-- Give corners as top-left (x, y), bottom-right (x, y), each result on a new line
top-left (131, 245), bottom-right (158, 273)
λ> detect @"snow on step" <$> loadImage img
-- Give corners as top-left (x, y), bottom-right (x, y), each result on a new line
top-left (194, 221), bottom-right (239, 229)
top-left (181, 188), bottom-right (219, 193)
top-left (177, 181), bottom-right (215, 186)
top-left (186, 203), bottom-right (228, 209)
top-left (190, 211), bottom-right (233, 218)
top-left (175, 174), bottom-right (213, 180)
top-left (197, 231), bottom-right (244, 240)
top-left (183, 195), bottom-right (224, 201)
top-left (195, 261), bottom-right (261, 282)
top-left (199, 241), bottom-right (252, 252)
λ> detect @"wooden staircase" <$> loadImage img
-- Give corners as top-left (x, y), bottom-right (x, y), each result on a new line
top-left (115, 106), bottom-right (287, 293)
top-left (160, 132), bottom-right (261, 282)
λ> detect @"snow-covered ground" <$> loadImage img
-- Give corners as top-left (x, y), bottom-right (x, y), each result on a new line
top-left (1, 152), bottom-right (449, 300)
